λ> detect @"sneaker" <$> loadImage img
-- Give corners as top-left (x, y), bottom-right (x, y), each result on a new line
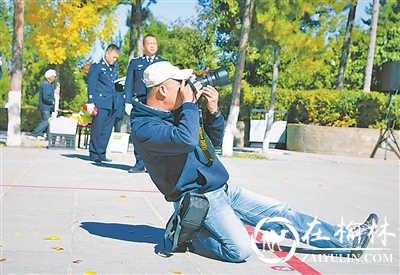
top-left (350, 213), bottom-right (378, 259)
top-left (128, 166), bottom-right (146, 173)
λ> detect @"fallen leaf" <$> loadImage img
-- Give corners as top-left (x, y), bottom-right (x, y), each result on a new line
top-left (44, 235), bottom-right (61, 240)
top-left (170, 270), bottom-right (181, 274)
top-left (318, 184), bottom-right (323, 187)
top-left (13, 232), bottom-right (23, 236)
top-left (52, 246), bottom-right (64, 251)
top-left (119, 195), bottom-right (127, 199)
top-left (124, 215), bottom-right (134, 218)
top-left (0, 258), bottom-right (6, 262)
top-left (83, 271), bottom-right (97, 275)
top-left (70, 221), bottom-right (78, 225)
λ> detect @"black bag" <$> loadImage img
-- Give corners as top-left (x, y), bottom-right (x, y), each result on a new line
top-left (162, 192), bottom-right (209, 256)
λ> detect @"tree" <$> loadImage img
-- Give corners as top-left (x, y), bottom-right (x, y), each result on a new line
top-left (24, 0), bottom-right (118, 65)
top-left (0, 2), bottom-right (14, 105)
top-left (127, 0), bottom-right (157, 61)
top-left (363, 0), bottom-right (380, 91)
top-left (254, 0), bottom-right (346, 152)
top-left (222, 0), bottom-right (255, 157)
top-left (262, 46), bottom-right (279, 153)
top-left (128, 0), bottom-right (142, 61)
top-left (336, 1), bottom-right (358, 90)
top-left (7, 0), bottom-right (24, 146)
top-left (19, 0), bottom-right (120, 112)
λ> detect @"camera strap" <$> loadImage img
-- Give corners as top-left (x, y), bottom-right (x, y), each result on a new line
top-left (186, 79), bottom-right (216, 164)
top-left (199, 125), bottom-right (215, 163)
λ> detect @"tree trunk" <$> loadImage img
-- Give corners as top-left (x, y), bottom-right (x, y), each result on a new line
top-left (363, 0), bottom-right (380, 92)
top-left (336, 1), bottom-right (357, 90)
top-left (262, 46), bottom-right (279, 154)
top-left (7, 0), bottom-right (24, 147)
top-left (136, 0), bottom-right (143, 57)
top-left (128, 0), bottom-right (141, 62)
top-left (222, 0), bottom-right (254, 156)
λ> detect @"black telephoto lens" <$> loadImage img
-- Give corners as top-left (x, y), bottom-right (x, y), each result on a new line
top-left (195, 66), bottom-right (230, 88)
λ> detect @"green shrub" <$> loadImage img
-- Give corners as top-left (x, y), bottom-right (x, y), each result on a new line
top-left (219, 88), bottom-right (399, 130)
top-left (0, 107), bottom-right (42, 132)
top-left (2, 89), bottom-right (398, 132)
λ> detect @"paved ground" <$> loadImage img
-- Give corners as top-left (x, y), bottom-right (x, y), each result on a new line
top-left (0, 133), bottom-right (399, 275)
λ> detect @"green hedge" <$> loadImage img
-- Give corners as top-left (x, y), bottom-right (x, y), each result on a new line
top-left (219, 87), bottom-right (399, 130)
top-left (2, 89), bottom-right (399, 131)
top-left (0, 108), bottom-right (42, 132)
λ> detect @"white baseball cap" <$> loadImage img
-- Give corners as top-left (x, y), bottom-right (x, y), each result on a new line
top-left (143, 61), bottom-right (193, 88)
top-left (44, 69), bottom-right (57, 79)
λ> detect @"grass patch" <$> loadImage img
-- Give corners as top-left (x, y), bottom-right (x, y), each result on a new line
top-left (232, 153), bottom-right (266, 159)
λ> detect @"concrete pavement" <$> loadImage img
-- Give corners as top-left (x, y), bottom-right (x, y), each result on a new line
top-left (0, 133), bottom-right (399, 274)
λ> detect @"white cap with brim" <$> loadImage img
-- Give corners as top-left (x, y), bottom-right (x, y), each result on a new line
top-left (44, 69), bottom-right (56, 79)
top-left (143, 61), bottom-right (193, 88)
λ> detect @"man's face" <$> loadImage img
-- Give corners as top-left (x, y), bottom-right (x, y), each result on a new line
top-left (143, 36), bottom-right (158, 57)
top-left (105, 49), bottom-right (119, 65)
top-left (47, 75), bottom-right (56, 83)
top-left (157, 79), bottom-right (183, 111)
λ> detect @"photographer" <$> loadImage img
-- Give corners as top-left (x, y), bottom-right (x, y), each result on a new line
top-left (130, 61), bottom-right (377, 262)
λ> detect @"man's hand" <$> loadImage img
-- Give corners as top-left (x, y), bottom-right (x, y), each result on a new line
top-left (179, 76), bottom-right (204, 103)
top-left (125, 103), bottom-right (133, 115)
top-left (201, 85), bottom-right (219, 114)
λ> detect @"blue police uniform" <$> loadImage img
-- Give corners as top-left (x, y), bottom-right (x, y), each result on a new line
top-left (124, 55), bottom-right (167, 170)
top-left (124, 55), bottom-right (167, 103)
top-left (87, 58), bottom-right (118, 161)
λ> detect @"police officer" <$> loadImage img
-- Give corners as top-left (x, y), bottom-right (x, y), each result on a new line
top-left (124, 34), bottom-right (167, 173)
top-left (87, 44), bottom-right (120, 163)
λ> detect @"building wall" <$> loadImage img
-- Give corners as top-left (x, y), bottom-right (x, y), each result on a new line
top-left (286, 124), bottom-right (400, 160)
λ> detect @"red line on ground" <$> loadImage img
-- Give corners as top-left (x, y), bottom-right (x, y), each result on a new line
top-left (246, 225), bottom-right (322, 275)
top-left (0, 184), bottom-right (160, 194)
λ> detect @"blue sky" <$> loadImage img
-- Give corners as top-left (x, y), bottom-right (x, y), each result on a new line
top-left (145, 0), bottom-right (198, 24)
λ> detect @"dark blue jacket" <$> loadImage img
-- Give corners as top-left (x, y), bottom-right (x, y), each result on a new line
top-left (130, 99), bottom-right (229, 202)
top-left (39, 79), bottom-right (55, 111)
top-left (124, 55), bottom-right (167, 103)
top-left (87, 59), bottom-right (118, 110)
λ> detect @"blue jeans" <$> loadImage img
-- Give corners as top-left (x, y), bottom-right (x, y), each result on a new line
top-left (191, 185), bottom-right (353, 262)
top-left (31, 110), bottom-right (51, 137)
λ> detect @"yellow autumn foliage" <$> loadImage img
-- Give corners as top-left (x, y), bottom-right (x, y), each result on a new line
top-left (25, 0), bottom-right (119, 64)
